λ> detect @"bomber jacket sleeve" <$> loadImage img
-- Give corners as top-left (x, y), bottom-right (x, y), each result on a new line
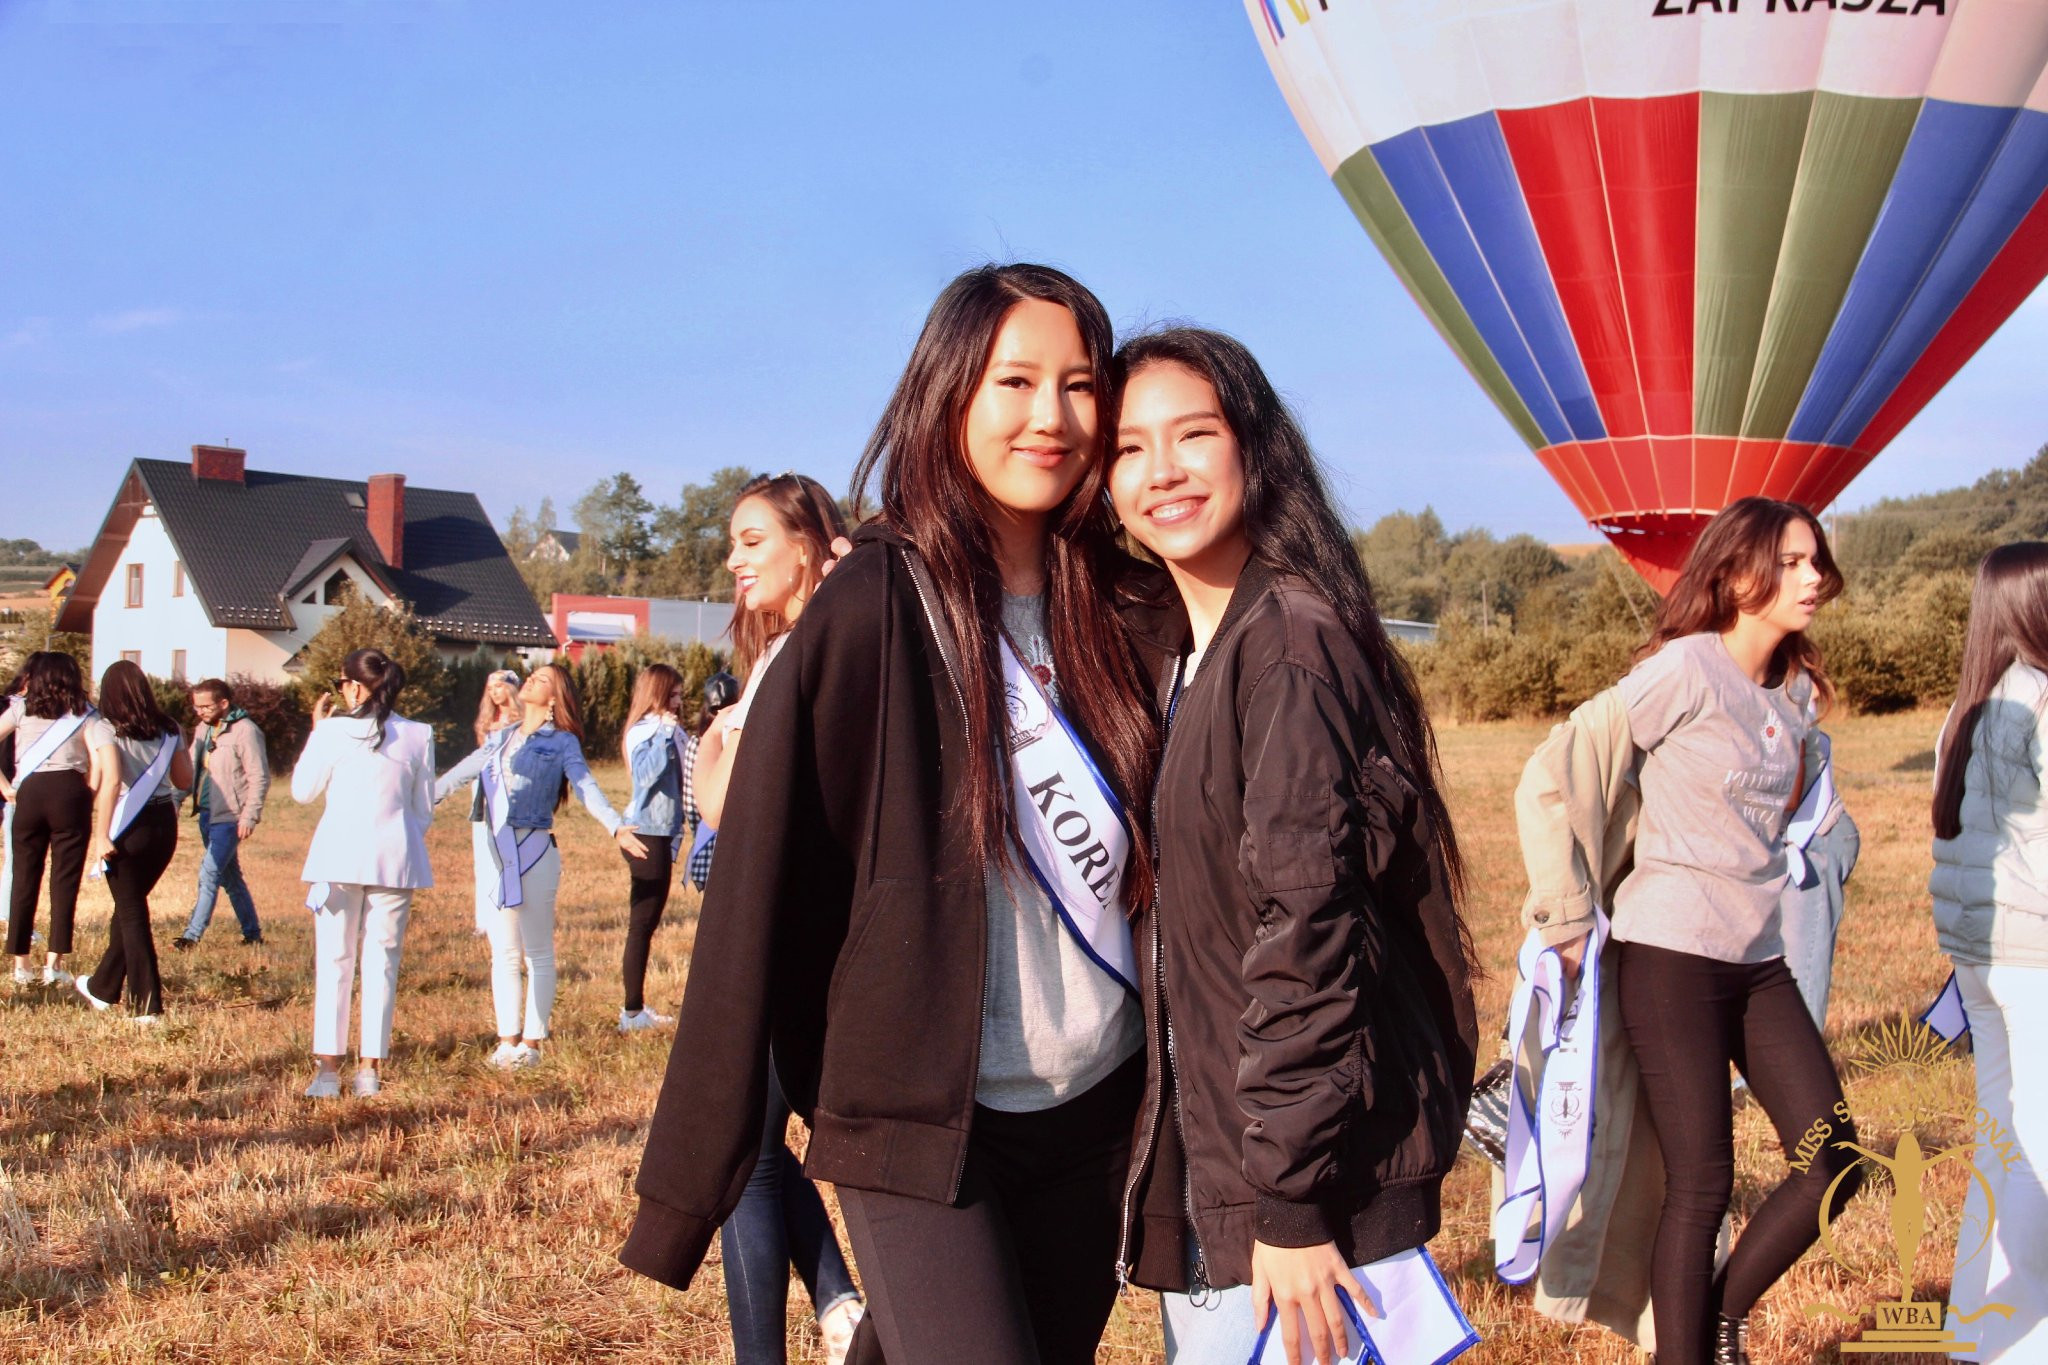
top-left (1234, 658), bottom-right (1379, 1247)
top-left (1514, 686), bottom-right (1637, 947)
top-left (622, 545), bottom-right (886, 1290)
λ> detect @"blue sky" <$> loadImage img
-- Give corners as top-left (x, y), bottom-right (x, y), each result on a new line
top-left (5, 1), bottom-right (2044, 555)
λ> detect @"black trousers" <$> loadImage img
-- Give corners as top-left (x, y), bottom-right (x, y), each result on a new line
top-left (1616, 941), bottom-right (1864, 1365)
top-left (619, 839), bottom-right (674, 1014)
top-left (7, 769), bottom-right (93, 956)
top-left (87, 801), bottom-right (177, 1015)
top-left (837, 1052), bottom-right (1142, 1365)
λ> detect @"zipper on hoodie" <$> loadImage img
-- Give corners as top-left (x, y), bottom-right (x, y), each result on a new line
top-left (899, 548), bottom-right (991, 1204)
top-left (1116, 653), bottom-right (1195, 1293)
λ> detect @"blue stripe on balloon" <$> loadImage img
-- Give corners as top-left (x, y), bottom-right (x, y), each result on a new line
top-left (1370, 125), bottom-right (1582, 445)
top-left (1795, 101), bottom-right (2048, 446)
top-left (1420, 112), bottom-right (1606, 441)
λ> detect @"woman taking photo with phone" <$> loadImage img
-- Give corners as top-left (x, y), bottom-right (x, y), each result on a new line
top-left (1107, 329), bottom-right (1478, 1365)
top-left (1, 651), bottom-right (116, 988)
top-left (293, 649), bottom-right (437, 1098)
top-left (623, 264), bottom-right (1160, 1365)
top-left (76, 659), bottom-right (192, 1022)
top-left (1929, 542), bottom-right (2048, 1361)
top-left (436, 664), bottom-right (646, 1067)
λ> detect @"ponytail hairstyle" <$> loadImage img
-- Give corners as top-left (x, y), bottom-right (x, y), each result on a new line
top-left (728, 474), bottom-right (847, 676)
top-left (1634, 497), bottom-right (1843, 714)
top-left (21, 651), bottom-right (90, 721)
top-left (533, 663), bottom-right (586, 809)
top-left (849, 263), bottom-right (1159, 915)
top-left (622, 662), bottom-right (685, 760)
top-left (1112, 327), bottom-right (1473, 964)
top-left (98, 659), bottom-right (178, 742)
top-left (1933, 542), bottom-right (2048, 840)
top-left (340, 648), bottom-right (407, 751)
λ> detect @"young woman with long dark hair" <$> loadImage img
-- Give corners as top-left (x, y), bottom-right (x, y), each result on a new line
top-left (76, 660), bottom-right (192, 1022)
top-left (1554, 498), bottom-right (1863, 1365)
top-left (1, 651), bottom-right (116, 987)
top-left (435, 663), bottom-right (646, 1067)
top-left (623, 264), bottom-right (1162, 1365)
top-left (293, 649), bottom-right (437, 1098)
top-left (617, 662), bottom-right (688, 1036)
top-left (1929, 542), bottom-right (2048, 1361)
top-left (1107, 329), bottom-right (1478, 1365)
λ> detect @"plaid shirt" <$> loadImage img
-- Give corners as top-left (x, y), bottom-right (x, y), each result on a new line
top-left (680, 730), bottom-right (716, 889)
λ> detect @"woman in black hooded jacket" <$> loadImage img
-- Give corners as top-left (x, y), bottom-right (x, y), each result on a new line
top-left (1107, 328), bottom-right (1480, 1365)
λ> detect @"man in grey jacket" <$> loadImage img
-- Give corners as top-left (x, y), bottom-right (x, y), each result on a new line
top-left (175, 679), bottom-right (268, 949)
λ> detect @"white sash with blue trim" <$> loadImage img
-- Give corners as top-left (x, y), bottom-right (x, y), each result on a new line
top-left (1783, 736), bottom-right (1834, 886)
top-left (1493, 909), bottom-right (1608, 1284)
top-left (1250, 1246), bottom-right (1480, 1365)
top-left (1000, 637), bottom-right (1136, 994)
top-left (479, 731), bottom-right (552, 910)
top-left (1920, 970), bottom-right (1971, 1043)
top-left (14, 705), bottom-right (94, 784)
top-left (90, 733), bottom-right (177, 879)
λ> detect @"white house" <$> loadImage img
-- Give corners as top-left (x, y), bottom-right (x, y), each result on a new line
top-left (59, 445), bottom-right (556, 682)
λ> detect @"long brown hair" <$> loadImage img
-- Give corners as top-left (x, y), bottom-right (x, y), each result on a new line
top-left (1634, 497), bottom-right (1843, 713)
top-left (535, 663), bottom-right (586, 810)
top-left (97, 659), bottom-right (178, 742)
top-left (851, 263), bottom-right (1158, 914)
top-left (621, 662), bottom-right (685, 760)
top-left (1933, 542), bottom-right (2048, 840)
top-left (728, 474), bottom-right (847, 676)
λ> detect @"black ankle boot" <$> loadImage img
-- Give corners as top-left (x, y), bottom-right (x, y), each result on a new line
top-left (1712, 1314), bottom-right (1750, 1365)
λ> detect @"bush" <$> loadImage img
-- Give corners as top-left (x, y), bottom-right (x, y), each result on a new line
top-left (218, 674), bottom-right (314, 769)
top-left (1555, 629), bottom-right (1640, 710)
top-left (562, 637), bottom-right (729, 761)
top-left (1809, 571), bottom-right (1970, 714)
top-left (294, 587), bottom-right (452, 744)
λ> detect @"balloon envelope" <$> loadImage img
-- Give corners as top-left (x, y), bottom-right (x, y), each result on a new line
top-left (1247, 0), bottom-right (2048, 589)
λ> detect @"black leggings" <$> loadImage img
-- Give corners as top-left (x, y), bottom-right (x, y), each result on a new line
top-left (619, 840), bottom-right (673, 1013)
top-left (7, 769), bottom-right (93, 956)
top-left (837, 1052), bottom-right (1142, 1365)
top-left (88, 800), bottom-right (177, 1015)
top-left (1616, 941), bottom-right (1864, 1365)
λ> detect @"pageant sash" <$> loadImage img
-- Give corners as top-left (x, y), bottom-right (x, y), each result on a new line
top-left (1249, 1246), bottom-right (1480, 1365)
top-left (1783, 735), bottom-right (1835, 886)
top-left (90, 734), bottom-right (177, 879)
top-left (1493, 909), bottom-right (1608, 1285)
top-left (13, 705), bottom-right (94, 784)
top-left (1000, 637), bottom-right (1137, 994)
top-left (1919, 970), bottom-right (1971, 1044)
top-left (479, 732), bottom-right (553, 909)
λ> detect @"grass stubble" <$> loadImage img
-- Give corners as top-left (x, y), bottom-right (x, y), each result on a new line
top-left (0, 711), bottom-right (1981, 1361)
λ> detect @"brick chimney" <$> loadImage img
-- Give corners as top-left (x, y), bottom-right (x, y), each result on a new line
top-left (191, 444), bottom-right (245, 482)
top-left (367, 473), bottom-right (405, 569)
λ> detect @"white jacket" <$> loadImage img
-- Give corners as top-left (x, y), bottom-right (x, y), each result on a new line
top-left (292, 713), bottom-right (437, 891)
top-left (1931, 660), bottom-right (2048, 968)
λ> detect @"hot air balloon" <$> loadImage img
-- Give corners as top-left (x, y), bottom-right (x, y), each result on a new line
top-left (1246, 0), bottom-right (2048, 589)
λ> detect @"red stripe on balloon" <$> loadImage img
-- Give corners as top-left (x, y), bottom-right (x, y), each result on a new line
top-left (1852, 184), bottom-right (2048, 456)
top-left (1697, 437), bottom-right (1739, 509)
top-left (1498, 99), bottom-right (1648, 453)
top-left (1594, 95), bottom-right (1698, 454)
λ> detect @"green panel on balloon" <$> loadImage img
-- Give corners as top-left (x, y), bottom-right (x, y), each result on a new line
top-left (1740, 93), bottom-right (1924, 441)
top-left (1332, 145), bottom-right (1547, 451)
top-left (1693, 91), bottom-right (1811, 439)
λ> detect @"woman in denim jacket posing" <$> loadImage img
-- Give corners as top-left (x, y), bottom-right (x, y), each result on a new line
top-left (436, 663), bottom-right (645, 1067)
top-left (616, 662), bottom-right (688, 1035)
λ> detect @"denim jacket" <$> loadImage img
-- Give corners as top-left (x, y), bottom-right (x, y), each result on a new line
top-left (434, 724), bottom-right (622, 835)
top-left (619, 717), bottom-right (685, 839)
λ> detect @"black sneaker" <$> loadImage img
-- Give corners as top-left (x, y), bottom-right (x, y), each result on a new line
top-left (172, 937), bottom-right (197, 952)
top-left (241, 933), bottom-right (265, 946)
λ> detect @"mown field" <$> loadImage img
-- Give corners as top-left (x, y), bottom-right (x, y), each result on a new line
top-left (0, 709), bottom-right (1981, 1362)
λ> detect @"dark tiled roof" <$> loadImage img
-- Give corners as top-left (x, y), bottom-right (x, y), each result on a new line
top-left (63, 460), bottom-right (553, 646)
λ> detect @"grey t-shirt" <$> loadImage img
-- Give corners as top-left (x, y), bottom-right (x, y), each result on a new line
top-left (1611, 632), bottom-right (1813, 963)
top-left (975, 592), bottom-right (1143, 1112)
top-left (112, 730), bottom-right (183, 804)
top-left (0, 700), bottom-right (114, 777)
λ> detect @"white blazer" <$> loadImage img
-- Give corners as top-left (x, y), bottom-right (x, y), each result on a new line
top-left (293, 713), bottom-right (437, 891)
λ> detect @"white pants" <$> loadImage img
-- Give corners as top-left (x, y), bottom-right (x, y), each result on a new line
top-left (485, 839), bottom-right (559, 1041)
top-left (470, 820), bottom-right (496, 935)
top-left (1948, 961), bottom-right (2048, 1361)
top-left (312, 885), bottom-right (413, 1060)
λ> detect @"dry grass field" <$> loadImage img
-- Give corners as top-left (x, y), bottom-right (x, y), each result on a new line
top-left (0, 709), bottom-right (1987, 1362)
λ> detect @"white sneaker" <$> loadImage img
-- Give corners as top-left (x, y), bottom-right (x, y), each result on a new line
top-left (508, 1043), bottom-right (542, 1069)
top-left (618, 1007), bottom-right (674, 1033)
top-left (488, 1041), bottom-right (524, 1070)
top-left (73, 976), bottom-right (113, 1011)
top-left (352, 1068), bottom-right (380, 1098)
top-left (303, 1071), bottom-right (342, 1099)
top-left (12, 965), bottom-right (32, 986)
top-left (42, 965), bottom-right (73, 987)
top-left (820, 1299), bottom-right (864, 1365)
top-left (128, 1014), bottom-right (160, 1026)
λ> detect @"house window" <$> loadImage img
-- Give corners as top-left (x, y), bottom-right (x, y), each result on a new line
top-left (171, 650), bottom-right (187, 681)
top-left (173, 562), bottom-right (186, 597)
top-left (125, 563), bottom-right (144, 608)
top-left (322, 569), bottom-right (353, 605)
top-left (121, 650), bottom-right (142, 666)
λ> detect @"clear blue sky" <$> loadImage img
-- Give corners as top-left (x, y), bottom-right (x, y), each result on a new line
top-left (5, 1), bottom-right (2044, 555)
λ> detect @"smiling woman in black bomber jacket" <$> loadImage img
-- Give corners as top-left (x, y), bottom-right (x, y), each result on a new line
top-left (1108, 328), bottom-right (1479, 1365)
top-left (622, 264), bottom-right (1166, 1365)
